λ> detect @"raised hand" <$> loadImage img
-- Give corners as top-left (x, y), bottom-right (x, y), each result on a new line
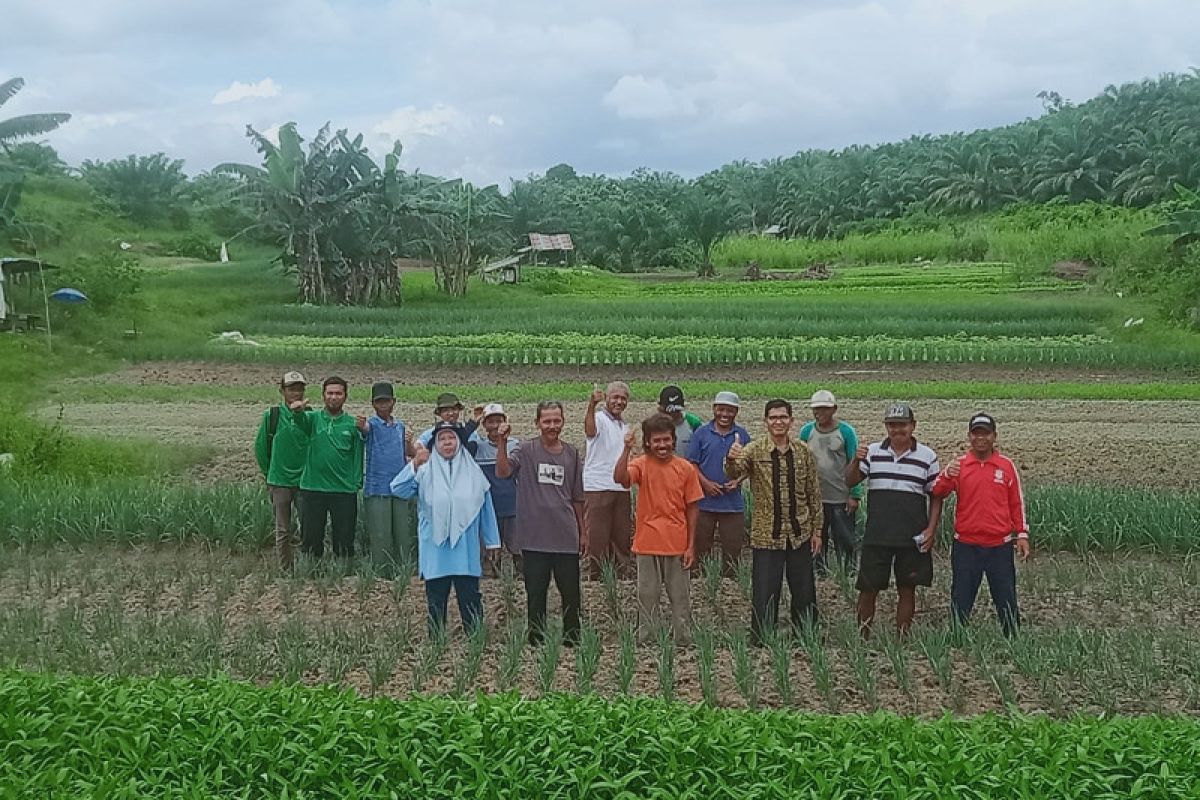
top-left (412, 442), bottom-right (430, 468)
top-left (727, 432), bottom-right (744, 461)
top-left (497, 421), bottom-right (512, 440)
top-left (946, 459), bottom-right (961, 478)
top-left (287, 399), bottom-right (307, 411)
top-left (355, 414), bottom-right (369, 433)
top-left (472, 405), bottom-right (485, 422)
top-left (590, 386), bottom-right (605, 404)
top-left (855, 443), bottom-right (869, 462)
top-left (623, 428), bottom-right (636, 450)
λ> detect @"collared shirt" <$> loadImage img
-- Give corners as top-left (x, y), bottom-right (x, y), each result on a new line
top-left (725, 438), bottom-right (823, 550)
top-left (859, 437), bottom-right (940, 546)
top-left (932, 450), bottom-right (1028, 546)
top-left (295, 409), bottom-right (365, 494)
top-left (686, 421), bottom-right (751, 513)
top-left (470, 431), bottom-right (520, 518)
top-left (363, 416), bottom-right (408, 497)
top-left (254, 403), bottom-right (310, 487)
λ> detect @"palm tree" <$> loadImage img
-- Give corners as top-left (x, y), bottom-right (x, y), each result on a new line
top-left (0, 78), bottom-right (70, 151)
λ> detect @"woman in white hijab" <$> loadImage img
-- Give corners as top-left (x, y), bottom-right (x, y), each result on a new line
top-left (391, 421), bottom-right (501, 634)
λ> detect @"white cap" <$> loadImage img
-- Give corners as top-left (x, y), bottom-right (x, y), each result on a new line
top-left (482, 402), bottom-right (506, 419)
top-left (809, 390), bottom-right (836, 408)
top-left (282, 371), bottom-right (306, 386)
top-left (713, 391), bottom-right (740, 408)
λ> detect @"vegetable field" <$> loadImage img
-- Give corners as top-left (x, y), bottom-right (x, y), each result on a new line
top-left (5, 672), bottom-right (1199, 798)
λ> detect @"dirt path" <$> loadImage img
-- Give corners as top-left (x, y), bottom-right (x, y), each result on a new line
top-left (40, 397), bottom-right (1200, 488)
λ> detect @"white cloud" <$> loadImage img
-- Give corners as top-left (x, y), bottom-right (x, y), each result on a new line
top-left (487, 114), bottom-right (505, 127)
top-left (212, 78), bottom-right (282, 105)
top-left (603, 75), bottom-right (698, 120)
top-left (372, 104), bottom-right (465, 141)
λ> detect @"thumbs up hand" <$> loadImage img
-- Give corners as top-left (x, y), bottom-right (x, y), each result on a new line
top-left (727, 432), bottom-right (744, 461)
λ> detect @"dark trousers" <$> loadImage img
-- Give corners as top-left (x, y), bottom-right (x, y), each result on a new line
top-left (951, 540), bottom-right (1020, 636)
top-left (523, 550), bottom-right (582, 645)
top-left (814, 503), bottom-right (857, 575)
top-left (750, 542), bottom-right (817, 643)
top-left (425, 575), bottom-right (483, 635)
top-left (694, 510), bottom-right (746, 577)
top-left (299, 490), bottom-right (357, 558)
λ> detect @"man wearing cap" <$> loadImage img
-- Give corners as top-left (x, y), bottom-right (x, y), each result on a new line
top-left (254, 371), bottom-right (312, 571)
top-left (362, 381), bottom-right (417, 576)
top-left (658, 385), bottom-right (703, 456)
top-left (686, 391), bottom-right (751, 578)
top-left (846, 403), bottom-right (943, 638)
top-left (470, 403), bottom-right (521, 576)
top-left (292, 376), bottom-right (368, 560)
top-left (932, 413), bottom-right (1029, 637)
top-left (799, 390), bottom-right (865, 575)
top-left (583, 381), bottom-right (633, 579)
top-left (418, 392), bottom-right (481, 451)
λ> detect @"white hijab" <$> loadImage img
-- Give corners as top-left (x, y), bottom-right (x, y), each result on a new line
top-left (415, 433), bottom-right (490, 548)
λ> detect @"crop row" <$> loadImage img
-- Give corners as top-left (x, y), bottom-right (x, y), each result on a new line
top-left (200, 333), bottom-right (1200, 368)
top-left (3, 478), bottom-right (1197, 553)
top-left (3, 672), bottom-right (1198, 797)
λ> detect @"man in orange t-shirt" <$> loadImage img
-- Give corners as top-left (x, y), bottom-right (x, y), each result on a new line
top-left (614, 413), bottom-right (703, 645)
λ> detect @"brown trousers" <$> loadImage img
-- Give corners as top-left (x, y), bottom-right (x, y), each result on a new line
top-left (584, 490), bottom-right (632, 579)
top-left (636, 555), bottom-right (693, 644)
top-left (693, 510), bottom-right (746, 577)
top-left (268, 485), bottom-right (301, 570)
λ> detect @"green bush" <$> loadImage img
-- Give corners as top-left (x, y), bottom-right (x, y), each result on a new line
top-left (161, 232), bottom-right (221, 261)
top-left (3, 672), bottom-right (1199, 798)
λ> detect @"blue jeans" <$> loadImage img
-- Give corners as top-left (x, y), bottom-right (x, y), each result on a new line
top-left (424, 575), bottom-right (483, 636)
top-left (814, 503), bottom-right (857, 575)
top-left (950, 540), bottom-right (1020, 637)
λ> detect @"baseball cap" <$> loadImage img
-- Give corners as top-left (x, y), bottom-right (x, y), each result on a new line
top-left (281, 371), bottom-right (306, 386)
top-left (713, 390), bottom-right (740, 408)
top-left (968, 412), bottom-right (997, 432)
top-left (371, 381), bottom-right (394, 401)
top-left (435, 392), bottom-right (464, 411)
top-left (883, 403), bottom-right (915, 422)
top-left (482, 402), bottom-right (506, 419)
top-left (658, 385), bottom-right (685, 413)
top-left (809, 390), bottom-right (837, 408)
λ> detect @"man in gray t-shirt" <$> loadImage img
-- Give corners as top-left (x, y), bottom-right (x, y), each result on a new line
top-left (799, 390), bottom-right (865, 574)
top-left (495, 401), bottom-right (586, 645)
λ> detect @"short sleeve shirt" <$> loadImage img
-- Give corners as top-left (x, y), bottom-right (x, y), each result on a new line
top-left (509, 439), bottom-right (585, 554)
top-left (860, 438), bottom-right (940, 546)
top-left (685, 421), bottom-right (751, 513)
top-left (583, 409), bottom-right (629, 492)
top-left (627, 455), bottom-right (703, 556)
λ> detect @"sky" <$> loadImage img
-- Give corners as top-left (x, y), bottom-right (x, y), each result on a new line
top-left (5, 0), bottom-right (1199, 187)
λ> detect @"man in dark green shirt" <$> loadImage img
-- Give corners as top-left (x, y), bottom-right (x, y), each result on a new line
top-left (292, 376), bottom-right (367, 560)
top-left (254, 371), bottom-right (311, 571)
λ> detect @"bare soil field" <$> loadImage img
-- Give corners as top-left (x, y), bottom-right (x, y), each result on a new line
top-left (2, 547), bottom-right (1196, 717)
top-left (41, 396), bottom-right (1200, 488)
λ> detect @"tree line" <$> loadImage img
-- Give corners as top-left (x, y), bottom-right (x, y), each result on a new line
top-left (3, 70), bottom-right (1200, 302)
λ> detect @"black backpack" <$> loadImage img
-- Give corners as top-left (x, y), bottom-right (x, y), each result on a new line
top-left (265, 406), bottom-right (281, 463)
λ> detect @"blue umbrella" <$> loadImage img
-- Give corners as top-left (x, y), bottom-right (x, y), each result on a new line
top-left (50, 287), bottom-right (88, 304)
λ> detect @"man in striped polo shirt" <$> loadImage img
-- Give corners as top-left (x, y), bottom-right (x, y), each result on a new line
top-left (931, 413), bottom-right (1029, 637)
top-left (846, 403), bottom-right (943, 638)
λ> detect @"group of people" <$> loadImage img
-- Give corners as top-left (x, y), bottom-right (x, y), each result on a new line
top-left (255, 373), bottom-right (1030, 644)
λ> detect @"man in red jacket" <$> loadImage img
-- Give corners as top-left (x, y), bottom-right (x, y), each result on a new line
top-left (931, 413), bottom-right (1030, 637)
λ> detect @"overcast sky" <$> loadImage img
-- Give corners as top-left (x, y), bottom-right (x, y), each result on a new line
top-left (5, 0), bottom-right (1198, 186)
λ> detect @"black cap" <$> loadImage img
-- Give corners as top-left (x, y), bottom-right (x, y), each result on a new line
top-left (371, 381), bottom-right (394, 401)
top-left (968, 413), bottom-right (997, 432)
top-left (435, 392), bottom-right (464, 411)
top-left (883, 403), bottom-right (915, 422)
top-left (658, 385), bottom-right (685, 413)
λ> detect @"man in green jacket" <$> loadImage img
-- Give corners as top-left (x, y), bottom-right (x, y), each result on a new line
top-left (291, 376), bottom-right (367, 560)
top-left (254, 371), bottom-right (311, 571)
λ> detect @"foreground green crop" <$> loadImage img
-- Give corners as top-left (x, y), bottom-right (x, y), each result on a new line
top-left (1, 671), bottom-right (1197, 798)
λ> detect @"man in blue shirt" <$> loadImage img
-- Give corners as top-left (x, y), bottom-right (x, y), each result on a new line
top-left (685, 391), bottom-right (751, 578)
top-left (470, 403), bottom-right (520, 576)
top-left (362, 381), bottom-right (416, 576)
